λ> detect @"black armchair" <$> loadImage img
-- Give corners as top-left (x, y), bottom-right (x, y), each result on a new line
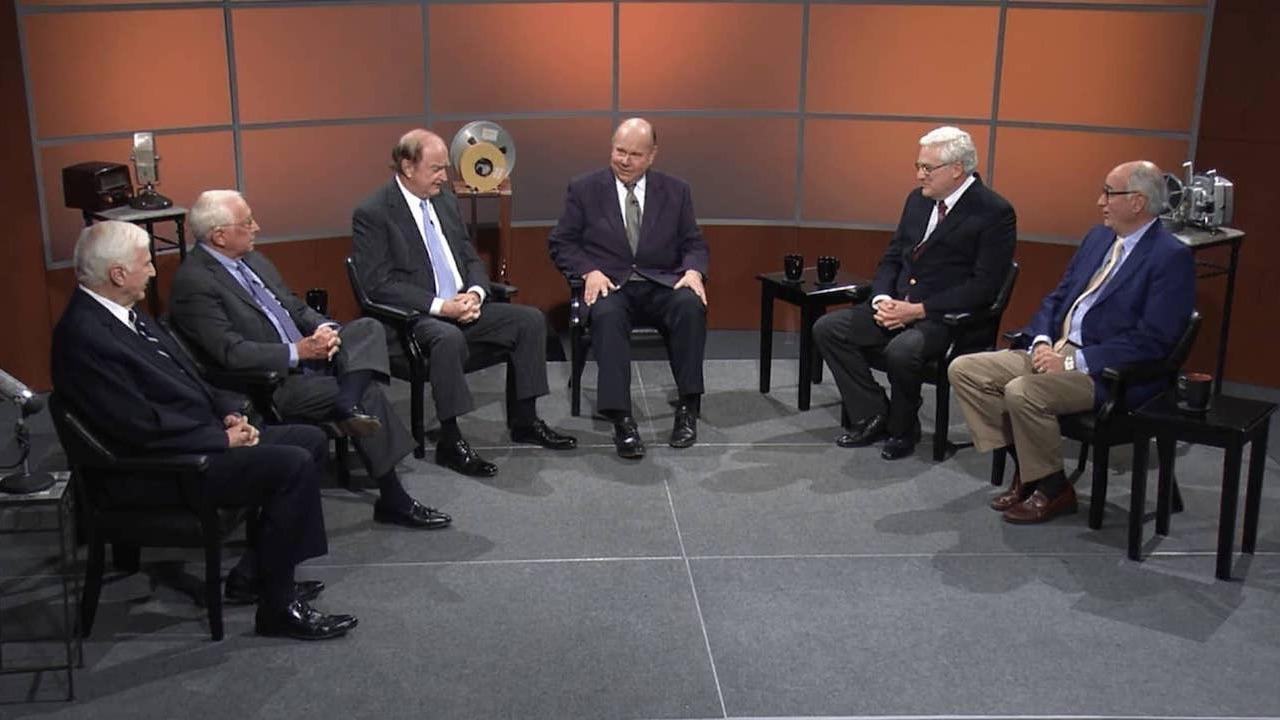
top-left (345, 256), bottom-right (518, 458)
top-left (49, 395), bottom-right (247, 642)
top-left (851, 261), bottom-right (1020, 461)
top-left (991, 309), bottom-right (1201, 529)
top-left (565, 272), bottom-right (664, 417)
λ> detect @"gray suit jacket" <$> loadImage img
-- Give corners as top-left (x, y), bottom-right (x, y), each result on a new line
top-left (169, 245), bottom-right (329, 375)
top-left (350, 179), bottom-right (490, 313)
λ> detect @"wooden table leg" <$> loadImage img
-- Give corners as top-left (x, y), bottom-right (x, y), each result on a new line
top-left (1242, 417), bottom-right (1269, 555)
top-left (798, 302), bottom-right (815, 411)
top-left (759, 284), bottom-right (774, 394)
top-left (1215, 439), bottom-right (1243, 580)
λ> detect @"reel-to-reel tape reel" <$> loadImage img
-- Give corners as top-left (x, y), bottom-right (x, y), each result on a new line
top-left (450, 121), bottom-right (516, 193)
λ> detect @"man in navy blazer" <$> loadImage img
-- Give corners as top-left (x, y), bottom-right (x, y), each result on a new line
top-left (548, 118), bottom-right (710, 459)
top-left (351, 129), bottom-right (576, 478)
top-left (51, 221), bottom-right (357, 640)
top-left (814, 126), bottom-right (1016, 460)
top-left (949, 160), bottom-right (1195, 524)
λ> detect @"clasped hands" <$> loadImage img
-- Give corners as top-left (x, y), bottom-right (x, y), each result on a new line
top-left (1030, 342), bottom-right (1069, 374)
top-left (873, 298), bottom-right (925, 330)
top-left (223, 413), bottom-right (260, 448)
top-left (582, 269), bottom-right (707, 306)
top-left (297, 324), bottom-right (341, 361)
top-left (440, 290), bottom-right (483, 324)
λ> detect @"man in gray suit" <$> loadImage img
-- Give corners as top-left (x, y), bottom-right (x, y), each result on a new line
top-left (170, 190), bottom-right (451, 530)
top-left (351, 129), bottom-right (576, 477)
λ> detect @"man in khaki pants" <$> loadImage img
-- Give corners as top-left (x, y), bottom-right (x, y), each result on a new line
top-left (948, 160), bottom-right (1195, 524)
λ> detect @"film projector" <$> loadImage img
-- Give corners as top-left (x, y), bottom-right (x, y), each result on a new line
top-left (1162, 160), bottom-right (1234, 231)
top-left (450, 121), bottom-right (516, 281)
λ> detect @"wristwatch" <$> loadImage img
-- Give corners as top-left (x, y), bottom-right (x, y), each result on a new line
top-left (1063, 354), bottom-right (1076, 372)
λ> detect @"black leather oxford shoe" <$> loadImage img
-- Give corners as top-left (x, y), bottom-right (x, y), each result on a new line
top-left (612, 416), bottom-right (645, 459)
top-left (225, 574), bottom-right (324, 605)
top-left (435, 438), bottom-right (498, 477)
top-left (373, 499), bottom-right (452, 530)
top-left (669, 404), bottom-right (697, 449)
top-left (835, 414), bottom-right (887, 448)
top-left (511, 419), bottom-right (578, 450)
top-left (255, 600), bottom-right (357, 641)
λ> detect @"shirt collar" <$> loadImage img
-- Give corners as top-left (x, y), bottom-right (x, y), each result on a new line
top-left (940, 174), bottom-right (977, 210)
top-left (199, 241), bottom-right (242, 273)
top-left (396, 175), bottom-right (426, 211)
top-left (1118, 217), bottom-right (1159, 250)
top-left (78, 284), bottom-right (134, 329)
top-left (615, 173), bottom-right (646, 194)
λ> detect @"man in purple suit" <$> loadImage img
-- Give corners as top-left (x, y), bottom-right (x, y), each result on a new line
top-left (548, 118), bottom-right (710, 459)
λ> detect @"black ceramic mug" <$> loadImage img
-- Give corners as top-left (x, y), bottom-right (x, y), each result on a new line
top-left (816, 256), bottom-right (840, 284)
top-left (1176, 371), bottom-right (1213, 412)
top-left (783, 253), bottom-right (804, 281)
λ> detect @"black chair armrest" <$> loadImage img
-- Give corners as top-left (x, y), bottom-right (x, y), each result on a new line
top-left (943, 312), bottom-right (974, 327)
top-left (488, 282), bottom-right (518, 301)
top-left (565, 272), bottom-right (585, 293)
top-left (203, 367), bottom-right (281, 393)
top-left (95, 454), bottom-right (211, 474)
top-left (361, 301), bottom-right (421, 328)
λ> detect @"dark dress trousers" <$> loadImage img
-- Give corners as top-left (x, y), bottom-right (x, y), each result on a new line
top-left (813, 176), bottom-right (1016, 436)
top-left (51, 288), bottom-right (329, 589)
top-left (547, 168), bottom-right (710, 412)
top-left (168, 245), bottom-right (413, 479)
top-left (351, 180), bottom-right (549, 422)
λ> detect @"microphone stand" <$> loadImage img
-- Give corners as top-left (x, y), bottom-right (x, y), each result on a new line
top-left (0, 413), bottom-right (54, 495)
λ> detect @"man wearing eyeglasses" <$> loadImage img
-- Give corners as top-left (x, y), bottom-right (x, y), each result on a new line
top-left (170, 190), bottom-right (453, 532)
top-left (813, 126), bottom-right (1016, 460)
top-left (948, 160), bottom-right (1195, 524)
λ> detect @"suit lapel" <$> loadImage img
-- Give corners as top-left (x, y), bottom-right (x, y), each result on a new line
top-left (638, 172), bottom-right (662, 249)
top-left (1093, 224), bottom-right (1156, 306)
top-left (387, 181), bottom-right (431, 270)
top-left (199, 247), bottom-right (269, 322)
top-left (913, 178), bottom-right (980, 259)
top-left (599, 172), bottom-right (629, 252)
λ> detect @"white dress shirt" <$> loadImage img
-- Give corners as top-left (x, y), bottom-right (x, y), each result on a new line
top-left (395, 176), bottom-right (486, 316)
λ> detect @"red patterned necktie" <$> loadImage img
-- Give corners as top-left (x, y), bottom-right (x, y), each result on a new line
top-left (912, 201), bottom-right (948, 260)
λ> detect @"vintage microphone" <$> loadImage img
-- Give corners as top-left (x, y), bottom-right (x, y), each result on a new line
top-left (0, 369), bottom-right (54, 494)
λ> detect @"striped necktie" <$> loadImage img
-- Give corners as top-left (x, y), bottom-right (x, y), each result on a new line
top-left (129, 310), bottom-right (172, 359)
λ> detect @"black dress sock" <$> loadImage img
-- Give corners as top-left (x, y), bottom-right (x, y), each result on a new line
top-left (439, 418), bottom-right (462, 444)
top-left (334, 370), bottom-right (376, 412)
top-left (376, 471), bottom-right (413, 511)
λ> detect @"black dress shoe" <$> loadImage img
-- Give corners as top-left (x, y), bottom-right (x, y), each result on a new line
top-left (374, 499), bottom-right (452, 529)
top-left (435, 438), bottom-right (498, 477)
top-left (511, 419), bottom-right (578, 450)
top-left (612, 416), bottom-right (645, 459)
top-left (669, 404), bottom-right (697, 449)
top-left (225, 574), bottom-right (325, 605)
top-left (835, 414), bottom-right (887, 448)
top-left (255, 599), bottom-right (358, 641)
top-left (880, 434), bottom-right (918, 460)
top-left (334, 407), bottom-right (381, 438)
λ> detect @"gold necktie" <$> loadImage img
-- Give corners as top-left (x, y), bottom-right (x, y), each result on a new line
top-left (1054, 236), bottom-right (1123, 352)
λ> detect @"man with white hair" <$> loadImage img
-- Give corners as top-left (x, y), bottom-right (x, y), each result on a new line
top-left (51, 221), bottom-right (357, 640)
top-left (949, 160), bottom-right (1195, 524)
top-left (170, 190), bottom-right (451, 531)
top-left (814, 126), bottom-right (1017, 459)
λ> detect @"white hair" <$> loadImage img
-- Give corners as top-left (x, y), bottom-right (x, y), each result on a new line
top-left (187, 189), bottom-right (244, 243)
top-left (73, 221), bottom-right (149, 286)
top-left (919, 126), bottom-right (978, 174)
top-left (1126, 160), bottom-right (1169, 215)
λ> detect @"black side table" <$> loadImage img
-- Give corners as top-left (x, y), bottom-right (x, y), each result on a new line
top-left (757, 268), bottom-right (869, 410)
top-left (0, 471), bottom-right (83, 699)
top-left (1130, 391), bottom-right (1276, 580)
top-left (83, 205), bottom-right (188, 317)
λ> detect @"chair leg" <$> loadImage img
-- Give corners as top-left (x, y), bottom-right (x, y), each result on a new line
top-left (570, 329), bottom-right (586, 418)
top-left (933, 378), bottom-right (950, 462)
top-left (991, 447), bottom-right (1007, 486)
top-left (410, 371), bottom-right (425, 459)
top-left (203, 527), bottom-right (224, 642)
top-left (334, 437), bottom-right (351, 490)
top-left (1088, 443), bottom-right (1110, 530)
top-left (80, 538), bottom-right (105, 638)
top-left (111, 542), bottom-right (140, 573)
top-left (1075, 442), bottom-right (1090, 478)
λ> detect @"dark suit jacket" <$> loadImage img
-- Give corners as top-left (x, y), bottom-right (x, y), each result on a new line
top-left (547, 168), bottom-right (709, 287)
top-left (872, 176), bottom-right (1016, 319)
top-left (351, 179), bottom-right (490, 314)
top-left (51, 288), bottom-right (241, 455)
top-left (169, 245), bottom-right (330, 375)
top-left (1019, 221), bottom-right (1196, 408)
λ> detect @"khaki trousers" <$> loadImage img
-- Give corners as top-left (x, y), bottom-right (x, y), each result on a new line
top-left (947, 349), bottom-right (1094, 482)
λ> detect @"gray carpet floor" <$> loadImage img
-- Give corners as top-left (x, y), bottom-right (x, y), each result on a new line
top-left (2, 343), bottom-right (1279, 719)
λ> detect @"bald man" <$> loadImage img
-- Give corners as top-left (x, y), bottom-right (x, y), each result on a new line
top-left (351, 129), bottom-right (576, 478)
top-left (548, 118), bottom-right (709, 459)
top-left (948, 160), bottom-right (1195, 524)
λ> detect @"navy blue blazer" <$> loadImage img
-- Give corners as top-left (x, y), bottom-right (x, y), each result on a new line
top-left (51, 288), bottom-right (241, 455)
top-left (1019, 221), bottom-right (1196, 408)
top-left (872, 176), bottom-right (1016, 319)
top-left (547, 168), bottom-right (709, 287)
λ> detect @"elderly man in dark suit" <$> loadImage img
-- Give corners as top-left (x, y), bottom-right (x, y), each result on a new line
top-left (548, 118), bottom-right (709, 459)
top-left (52, 220), bottom-right (356, 640)
top-left (351, 129), bottom-right (576, 477)
top-left (950, 160), bottom-right (1195, 524)
top-left (813, 126), bottom-right (1016, 460)
top-left (169, 189), bottom-right (450, 530)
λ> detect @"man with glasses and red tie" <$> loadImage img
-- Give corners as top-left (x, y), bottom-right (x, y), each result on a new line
top-left (351, 129), bottom-right (577, 478)
top-left (948, 160), bottom-right (1195, 524)
top-left (814, 126), bottom-right (1016, 460)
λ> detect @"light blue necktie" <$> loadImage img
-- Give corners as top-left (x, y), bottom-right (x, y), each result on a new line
top-left (420, 199), bottom-right (459, 298)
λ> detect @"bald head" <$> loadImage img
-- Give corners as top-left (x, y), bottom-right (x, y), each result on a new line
top-left (610, 118), bottom-right (658, 185)
top-left (393, 128), bottom-right (451, 199)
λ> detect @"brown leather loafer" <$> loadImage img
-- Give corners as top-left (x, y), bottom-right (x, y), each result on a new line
top-left (990, 471), bottom-right (1034, 512)
top-left (1002, 485), bottom-right (1078, 524)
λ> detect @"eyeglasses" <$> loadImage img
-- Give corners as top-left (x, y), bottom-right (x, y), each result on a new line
top-left (216, 217), bottom-right (257, 230)
top-left (915, 161), bottom-right (955, 175)
top-left (1101, 186), bottom-right (1139, 199)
